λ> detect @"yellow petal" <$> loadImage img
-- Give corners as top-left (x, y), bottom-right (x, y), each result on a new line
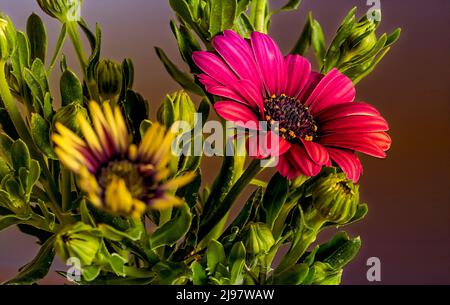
top-left (161, 172), bottom-right (196, 191)
top-left (150, 194), bottom-right (183, 210)
top-left (54, 147), bottom-right (81, 173)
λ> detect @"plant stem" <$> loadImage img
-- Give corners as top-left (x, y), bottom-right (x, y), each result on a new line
top-left (198, 158), bottom-right (266, 240)
top-left (67, 21), bottom-right (88, 71)
top-left (61, 168), bottom-right (72, 212)
top-left (253, 0), bottom-right (268, 33)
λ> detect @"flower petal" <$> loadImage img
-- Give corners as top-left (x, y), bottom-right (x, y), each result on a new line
top-left (300, 139), bottom-right (329, 165)
top-left (251, 32), bottom-right (287, 96)
top-left (285, 54), bottom-right (312, 98)
top-left (248, 131), bottom-right (291, 158)
top-left (214, 101), bottom-right (260, 128)
top-left (320, 115), bottom-right (389, 134)
top-left (283, 144), bottom-right (322, 177)
top-left (213, 30), bottom-right (263, 92)
top-left (192, 51), bottom-right (238, 85)
top-left (305, 68), bottom-right (356, 115)
top-left (316, 102), bottom-right (381, 122)
top-left (327, 148), bottom-right (363, 182)
top-left (319, 134), bottom-right (387, 158)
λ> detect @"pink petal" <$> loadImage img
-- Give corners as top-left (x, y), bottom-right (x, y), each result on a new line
top-left (316, 102), bottom-right (381, 122)
top-left (251, 32), bottom-right (287, 96)
top-left (320, 115), bottom-right (389, 134)
top-left (192, 51), bottom-right (238, 85)
top-left (305, 68), bottom-right (356, 116)
top-left (277, 152), bottom-right (303, 179)
top-left (297, 72), bottom-right (323, 103)
top-left (249, 131), bottom-right (291, 159)
top-left (287, 144), bottom-right (322, 177)
top-left (300, 139), bottom-right (329, 165)
top-left (327, 148), bottom-right (363, 182)
top-left (319, 134), bottom-right (387, 158)
top-left (198, 74), bottom-right (222, 91)
top-left (213, 30), bottom-right (264, 93)
top-left (284, 54), bottom-right (312, 98)
top-left (214, 101), bottom-right (260, 128)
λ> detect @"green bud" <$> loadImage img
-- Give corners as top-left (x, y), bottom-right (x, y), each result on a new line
top-left (242, 223), bottom-right (275, 257)
top-left (157, 90), bottom-right (197, 130)
top-left (0, 15), bottom-right (16, 61)
top-left (96, 59), bottom-right (123, 101)
top-left (55, 222), bottom-right (102, 266)
top-left (52, 102), bottom-right (89, 136)
top-left (36, 0), bottom-right (83, 23)
top-left (340, 17), bottom-right (378, 63)
top-left (311, 172), bottom-right (359, 225)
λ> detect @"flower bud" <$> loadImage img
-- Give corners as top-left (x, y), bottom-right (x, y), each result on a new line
top-left (339, 17), bottom-right (378, 63)
top-left (96, 59), bottom-right (123, 101)
top-left (242, 223), bottom-right (275, 257)
top-left (157, 91), bottom-right (197, 130)
top-left (36, 0), bottom-right (83, 23)
top-left (0, 15), bottom-right (16, 61)
top-left (54, 222), bottom-right (102, 266)
top-left (311, 172), bottom-right (359, 225)
top-left (52, 102), bottom-right (89, 136)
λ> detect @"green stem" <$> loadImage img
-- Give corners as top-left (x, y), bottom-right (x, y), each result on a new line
top-left (198, 158), bottom-right (266, 240)
top-left (67, 21), bottom-right (88, 71)
top-left (253, 0), bottom-right (268, 33)
top-left (61, 168), bottom-right (72, 212)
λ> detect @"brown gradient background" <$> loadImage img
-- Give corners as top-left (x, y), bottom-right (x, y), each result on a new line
top-left (0, 0), bottom-right (449, 285)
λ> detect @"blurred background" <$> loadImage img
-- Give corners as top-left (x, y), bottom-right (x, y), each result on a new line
top-left (0, 0), bottom-right (449, 284)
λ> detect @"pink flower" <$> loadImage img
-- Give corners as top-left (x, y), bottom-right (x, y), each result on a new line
top-left (193, 30), bottom-right (391, 182)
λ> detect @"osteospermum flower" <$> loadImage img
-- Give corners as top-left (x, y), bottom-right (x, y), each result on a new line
top-left (52, 102), bottom-right (194, 218)
top-left (193, 30), bottom-right (391, 181)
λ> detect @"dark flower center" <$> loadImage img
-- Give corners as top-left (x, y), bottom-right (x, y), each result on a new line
top-left (98, 160), bottom-right (145, 198)
top-left (264, 94), bottom-right (317, 142)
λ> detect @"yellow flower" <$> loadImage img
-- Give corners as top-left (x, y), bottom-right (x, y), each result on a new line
top-left (52, 101), bottom-right (195, 218)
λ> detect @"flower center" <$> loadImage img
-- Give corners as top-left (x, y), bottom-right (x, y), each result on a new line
top-left (264, 95), bottom-right (317, 142)
top-left (98, 160), bottom-right (145, 198)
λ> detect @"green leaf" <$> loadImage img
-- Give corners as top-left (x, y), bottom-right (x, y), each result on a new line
top-left (291, 12), bottom-right (312, 55)
top-left (233, 13), bottom-right (254, 38)
top-left (31, 113), bottom-right (56, 159)
top-left (169, 0), bottom-right (196, 25)
top-left (311, 19), bottom-right (326, 65)
top-left (86, 24), bottom-right (102, 80)
top-left (4, 235), bottom-right (55, 285)
top-left (170, 21), bottom-right (201, 72)
top-left (273, 263), bottom-right (309, 285)
top-left (274, 0), bottom-right (302, 13)
top-left (229, 241), bottom-right (245, 284)
top-left (121, 58), bottom-right (134, 91)
top-left (154, 47), bottom-right (203, 96)
top-left (209, 0), bottom-right (237, 37)
top-left (176, 171), bottom-right (201, 207)
top-left (60, 69), bottom-right (83, 106)
top-left (25, 160), bottom-right (40, 194)
top-left (11, 31), bottom-right (31, 85)
top-left (150, 203), bottom-right (192, 249)
top-left (262, 173), bottom-right (289, 229)
top-left (80, 199), bottom-right (96, 226)
top-left (0, 132), bottom-right (14, 164)
top-left (48, 24), bottom-right (67, 73)
top-left (78, 18), bottom-right (97, 52)
top-left (322, 236), bottom-right (361, 270)
top-left (23, 68), bottom-right (44, 104)
top-left (156, 95), bottom-right (175, 127)
top-left (11, 140), bottom-right (30, 171)
top-left (206, 239), bottom-right (226, 274)
top-left (191, 261), bottom-right (208, 285)
top-left (27, 13), bottom-right (47, 63)
top-left (0, 214), bottom-right (32, 231)
top-left (31, 58), bottom-right (49, 93)
top-left (123, 90), bottom-right (149, 142)
top-left (237, 0), bottom-right (251, 15)
top-left (97, 223), bottom-right (142, 242)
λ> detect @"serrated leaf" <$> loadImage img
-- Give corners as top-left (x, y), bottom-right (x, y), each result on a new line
top-left (0, 214), bottom-right (32, 231)
top-left (31, 58), bottom-right (49, 93)
top-left (23, 68), bottom-right (44, 104)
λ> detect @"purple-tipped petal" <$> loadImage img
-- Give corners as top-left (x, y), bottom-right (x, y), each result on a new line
top-left (250, 32), bottom-right (287, 96)
top-left (285, 55), bottom-right (312, 98)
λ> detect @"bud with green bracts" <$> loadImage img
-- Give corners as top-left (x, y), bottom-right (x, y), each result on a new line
top-left (54, 222), bottom-right (102, 266)
top-left (157, 90), bottom-right (197, 130)
top-left (51, 102), bottom-right (89, 136)
top-left (0, 14), bottom-right (15, 61)
top-left (311, 172), bottom-right (359, 225)
top-left (96, 59), bottom-right (123, 102)
top-left (338, 16), bottom-right (378, 64)
top-left (36, 0), bottom-right (83, 23)
top-left (241, 222), bottom-right (275, 257)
